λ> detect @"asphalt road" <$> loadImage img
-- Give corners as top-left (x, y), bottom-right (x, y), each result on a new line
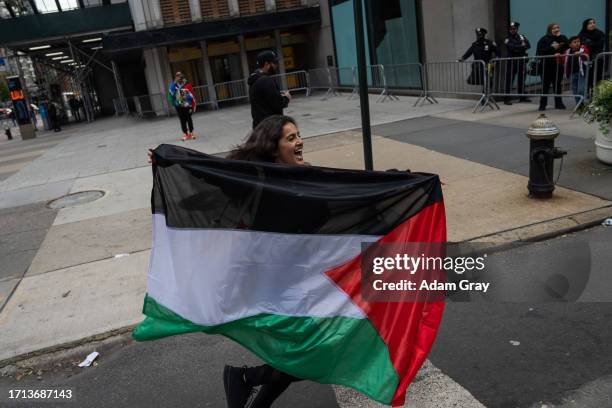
top-left (1, 225), bottom-right (611, 408)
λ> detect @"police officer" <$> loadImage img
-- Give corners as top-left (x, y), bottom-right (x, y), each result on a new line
top-left (460, 28), bottom-right (498, 64)
top-left (503, 21), bottom-right (531, 104)
top-left (459, 28), bottom-right (498, 89)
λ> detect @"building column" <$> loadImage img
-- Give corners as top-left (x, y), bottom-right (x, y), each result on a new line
top-left (228, 0), bottom-right (239, 16)
top-left (200, 40), bottom-right (218, 108)
top-left (238, 35), bottom-right (250, 79)
top-left (130, 0), bottom-right (163, 30)
top-left (189, 0), bottom-right (201, 21)
top-left (264, 0), bottom-right (275, 12)
top-left (143, 47), bottom-right (171, 116)
top-left (274, 29), bottom-right (287, 88)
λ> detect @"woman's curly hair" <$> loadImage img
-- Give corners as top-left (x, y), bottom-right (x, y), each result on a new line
top-left (227, 115), bottom-right (297, 163)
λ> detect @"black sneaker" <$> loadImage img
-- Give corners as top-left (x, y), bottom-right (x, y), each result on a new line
top-left (223, 365), bottom-right (253, 408)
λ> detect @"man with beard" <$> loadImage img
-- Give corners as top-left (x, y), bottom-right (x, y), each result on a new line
top-left (248, 50), bottom-right (291, 128)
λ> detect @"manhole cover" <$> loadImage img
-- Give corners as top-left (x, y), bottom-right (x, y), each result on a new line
top-left (47, 190), bottom-right (105, 209)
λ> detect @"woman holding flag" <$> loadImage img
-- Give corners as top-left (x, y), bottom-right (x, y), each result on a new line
top-left (148, 115), bottom-right (305, 407)
top-left (145, 114), bottom-right (445, 408)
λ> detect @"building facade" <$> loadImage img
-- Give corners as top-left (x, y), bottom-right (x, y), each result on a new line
top-left (329, 0), bottom-right (611, 70)
top-left (105, 0), bottom-right (334, 113)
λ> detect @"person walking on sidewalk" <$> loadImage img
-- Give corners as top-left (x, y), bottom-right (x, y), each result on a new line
top-left (248, 50), bottom-right (291, 129)
top-left (168, 71), bottom-right (197, 141)
top-left (536, 23), bottom-right (569, 111)
top-left (564, 36), bottom-right (589, 105)
top-left (47, 99), bottom-right (61, 132)
top-left (503, 21), bottom-right (531, 105)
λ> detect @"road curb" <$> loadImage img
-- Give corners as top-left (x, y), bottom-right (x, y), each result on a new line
top-left (0, 325), bottom-right (135, 369)
top-left (467, 204), bottom-right (612, 246)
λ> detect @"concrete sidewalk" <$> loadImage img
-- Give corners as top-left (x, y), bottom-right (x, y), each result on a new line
top-left (0, 94), bottom-right (610, 406)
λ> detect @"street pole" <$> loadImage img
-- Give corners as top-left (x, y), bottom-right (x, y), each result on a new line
top-left (353, 0), bottom-right (373, 170)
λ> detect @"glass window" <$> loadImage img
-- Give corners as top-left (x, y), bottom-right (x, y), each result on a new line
top-left (57, 0), bottom-right (79, 11)
top-left (35, 0), bottom-right (59, 13)
top-left (330, 0), bottom-right (371, 85)
top-left (366, 0), bottom-right (420, 88)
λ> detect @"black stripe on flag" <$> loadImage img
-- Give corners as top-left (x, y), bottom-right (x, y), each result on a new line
top-left (151, 144), bottom-right (443, 235)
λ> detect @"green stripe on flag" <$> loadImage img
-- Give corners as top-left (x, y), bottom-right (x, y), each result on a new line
top-left (134, 295), bottom-right (398, 404)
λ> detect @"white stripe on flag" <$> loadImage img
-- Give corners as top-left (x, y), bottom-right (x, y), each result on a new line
top-left (148, 214), bottom-right (380, 326)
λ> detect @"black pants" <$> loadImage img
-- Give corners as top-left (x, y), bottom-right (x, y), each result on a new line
top-left (176, 106), bottom-right (193, 133)
top-left (505, 59), bottom-right (527, 96)
top-left (540, 65), bottom-right (564, 108)
top-left (244, 365), bottom-right (301, 407)
top-left (49, 115), bottom-right (61, 132)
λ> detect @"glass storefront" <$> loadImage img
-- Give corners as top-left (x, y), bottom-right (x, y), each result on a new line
top-left (329, 0), bottom-right (421, 88)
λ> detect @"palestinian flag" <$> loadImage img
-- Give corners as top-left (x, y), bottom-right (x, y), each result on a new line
top-left (134, 144), bottom-right (446, 406)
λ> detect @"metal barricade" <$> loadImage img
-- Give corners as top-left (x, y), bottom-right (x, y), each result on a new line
top-left (307, 67), bottom-right (339, 98)
top-left (215, 79), bottom-right (249, 103)
top-left (423, 60), bottom-right (493, 112)
top-left (132, 93), bottom-right (170, 118)
top-left (112, 97), bottom-right (129, 116)
top-left (593, 52), bottom-right (612, 95)
top-left (383, 63), bottom-right (436, 107)
top-left (488, 55), bottom-right (589, 113)
top-left (367, 64), bottom-right (397, 102)
top-left (191, 85), bottom-right (218, 109)
top-left (329, 67), bottom-right (358, 99)
top-left (270, 71), bottom-right (310, 95)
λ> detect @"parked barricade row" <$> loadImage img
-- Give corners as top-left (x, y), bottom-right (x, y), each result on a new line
top-left (215, 79), bottom-right (249, 103)
top-left (270, 71), bottom-right (310, 95)
top-left (191, 85), bottom-right (218, 108)
top-left (133, 94), bottom-right (169, 118)
top-left (422, 60), bottom-right (491, 112)
top-left (307, 67), bottom-right (339, 98)
top-left (383, 63), bottom-right (434, 106)
top-left (593, 52), bottom-right (612, 94)
top-left (488, 55), bottom-right (588, 113)
top-left (329, 67), bottom-right (358, 99)
top-left (112, 97), bottom-right (129, 115)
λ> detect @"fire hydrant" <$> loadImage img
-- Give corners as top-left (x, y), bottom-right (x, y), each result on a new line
top-left (526, 114), bottom-right (567, 198)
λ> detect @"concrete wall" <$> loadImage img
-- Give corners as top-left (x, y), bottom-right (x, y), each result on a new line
top-left (420, 0), bottom-right (495, 62)
top-left (307, 0), bottom-right (336, 69)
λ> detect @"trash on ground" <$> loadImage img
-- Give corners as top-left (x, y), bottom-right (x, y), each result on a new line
top-left (602, 218), bottom-right (612, 227)
top-left (62, 290), bottom-right (71, 298)
top-left (114, 253), bottom-right (130, 258)
top-left (509, 340), bottom-right (521, 346)
top-left (78, 351), bottom-right (100, 367)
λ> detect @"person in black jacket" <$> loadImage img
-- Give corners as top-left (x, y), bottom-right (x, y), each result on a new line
top-left (579, 18), bottom-right (606, 92)
top-left (248, 50), bottom-right (291, 129)
top-left (536, 23), bottom-right (569, 111)
top-left (503, 22), bottom-right (531, 105)
top-left (459, 28), bottom-right (498, 91)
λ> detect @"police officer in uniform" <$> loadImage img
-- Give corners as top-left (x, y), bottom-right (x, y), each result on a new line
top-left (503, 22), bottom-right (531, 105)
top-left (459, 28), bottom-right (498, 88)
